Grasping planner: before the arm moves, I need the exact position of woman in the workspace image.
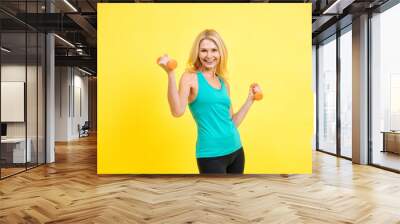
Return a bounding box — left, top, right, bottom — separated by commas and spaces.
158, 29, 261, 174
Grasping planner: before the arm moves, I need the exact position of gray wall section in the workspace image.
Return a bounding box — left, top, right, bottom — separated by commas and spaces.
312, 45, 317, 151
352, 14, 369, 164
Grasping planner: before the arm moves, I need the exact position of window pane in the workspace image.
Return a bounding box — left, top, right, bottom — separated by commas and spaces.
340, 29, 352, 158
371, 3, 400, 171
318, 36, 337, 154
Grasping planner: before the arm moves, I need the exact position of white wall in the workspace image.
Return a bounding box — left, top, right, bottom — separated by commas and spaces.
55, 66, 70, 141
72, 72, 89, 138
55, 67, 89, 141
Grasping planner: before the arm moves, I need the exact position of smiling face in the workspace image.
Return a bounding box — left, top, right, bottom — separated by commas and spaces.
198, 38, 220, 71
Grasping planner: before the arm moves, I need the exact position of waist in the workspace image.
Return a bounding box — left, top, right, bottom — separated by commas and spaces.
196, 131, 242, 158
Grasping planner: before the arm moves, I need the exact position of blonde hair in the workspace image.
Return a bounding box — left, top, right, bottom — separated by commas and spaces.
186, 29, 228, 79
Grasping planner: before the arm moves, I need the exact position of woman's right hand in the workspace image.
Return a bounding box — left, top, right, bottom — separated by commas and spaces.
157, 54, 177, 74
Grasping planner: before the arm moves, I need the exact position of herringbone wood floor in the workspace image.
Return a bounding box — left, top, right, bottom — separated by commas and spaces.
1, 134, 400, 224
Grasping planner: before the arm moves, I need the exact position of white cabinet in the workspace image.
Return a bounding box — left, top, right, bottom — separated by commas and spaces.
1, 138, 32, 163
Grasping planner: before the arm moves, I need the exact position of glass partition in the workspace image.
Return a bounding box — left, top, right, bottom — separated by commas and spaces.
0, 1, 46, 179
1, 31, 28, 177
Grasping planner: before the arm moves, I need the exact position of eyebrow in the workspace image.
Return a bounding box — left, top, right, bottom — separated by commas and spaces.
200, 47, 218, 50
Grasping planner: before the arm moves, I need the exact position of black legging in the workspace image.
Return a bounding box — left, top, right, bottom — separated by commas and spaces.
196, 147, 244, 174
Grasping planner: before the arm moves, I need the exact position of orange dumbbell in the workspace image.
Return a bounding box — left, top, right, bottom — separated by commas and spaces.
252, 85, 263, 101
157, 56, 177, 71
254, 92, 263, 101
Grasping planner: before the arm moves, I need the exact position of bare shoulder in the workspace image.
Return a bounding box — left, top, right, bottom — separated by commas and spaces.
180, 72, 197, 86
181, 71, 197, 81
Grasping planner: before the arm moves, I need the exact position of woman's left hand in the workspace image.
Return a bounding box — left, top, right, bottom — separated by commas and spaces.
247, 83, 261, 102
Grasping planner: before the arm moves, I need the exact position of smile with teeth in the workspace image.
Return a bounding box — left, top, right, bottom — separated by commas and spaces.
204, 59, 216, 64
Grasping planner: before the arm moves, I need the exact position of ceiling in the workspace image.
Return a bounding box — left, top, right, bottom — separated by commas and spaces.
0, 0, 393, 75
0, 0, 97, 74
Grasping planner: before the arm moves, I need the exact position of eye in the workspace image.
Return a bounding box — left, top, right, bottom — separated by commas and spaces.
212, 49, 218, 52
200, 49, 207, 53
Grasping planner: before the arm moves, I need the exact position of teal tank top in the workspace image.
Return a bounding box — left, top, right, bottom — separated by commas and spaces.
189, 71, 242, 158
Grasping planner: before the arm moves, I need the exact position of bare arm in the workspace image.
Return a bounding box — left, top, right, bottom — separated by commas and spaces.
166, 71, 193, 117
231, 98, 254, 128
226, 81, 257, 127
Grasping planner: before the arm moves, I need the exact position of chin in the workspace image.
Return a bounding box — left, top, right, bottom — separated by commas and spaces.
200, 61, 217, 70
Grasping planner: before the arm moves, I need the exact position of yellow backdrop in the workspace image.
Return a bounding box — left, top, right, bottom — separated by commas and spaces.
98, 3, 312, 174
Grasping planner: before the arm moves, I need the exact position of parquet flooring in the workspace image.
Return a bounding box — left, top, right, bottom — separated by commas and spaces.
1, 167, 25, 178
1, 134, 400, 223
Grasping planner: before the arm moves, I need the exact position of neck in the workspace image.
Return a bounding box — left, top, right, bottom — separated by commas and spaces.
200, 67, 217, 78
